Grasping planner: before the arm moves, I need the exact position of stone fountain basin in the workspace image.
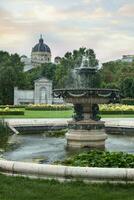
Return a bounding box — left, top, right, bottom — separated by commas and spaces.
53, 88, 119, 104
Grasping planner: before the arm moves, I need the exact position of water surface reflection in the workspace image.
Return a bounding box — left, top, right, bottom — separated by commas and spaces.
1, 134, 134, 163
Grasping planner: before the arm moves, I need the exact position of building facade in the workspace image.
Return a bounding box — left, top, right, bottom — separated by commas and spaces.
14, 77, 52, 105
122, 55, 134, 62
31, 35, 51, 67
14, 77, 63, 105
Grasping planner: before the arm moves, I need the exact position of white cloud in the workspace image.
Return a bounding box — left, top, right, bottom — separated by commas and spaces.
118, 3, 134, 16
82, 0, 91, 4
0, 0, 134, 62
89, 7, 111, 19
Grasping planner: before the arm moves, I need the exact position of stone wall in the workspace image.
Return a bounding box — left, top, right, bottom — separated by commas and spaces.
14, 77, 63, 105
14, 87, 34, 105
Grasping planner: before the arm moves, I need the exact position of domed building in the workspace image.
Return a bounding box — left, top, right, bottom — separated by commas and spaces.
31, 35, 51, 67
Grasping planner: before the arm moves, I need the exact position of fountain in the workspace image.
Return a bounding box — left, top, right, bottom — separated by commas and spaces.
53, 52, 120, 149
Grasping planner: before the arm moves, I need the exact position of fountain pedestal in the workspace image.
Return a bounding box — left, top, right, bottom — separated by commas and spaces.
66, 120, 107, 149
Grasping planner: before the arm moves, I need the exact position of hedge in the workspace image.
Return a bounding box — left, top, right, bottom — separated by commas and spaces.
0, 111, 24, 115
121, 99, 134, 105
0, 105, 26, 109
26, 105, 72, 111
100, 111, 134, 114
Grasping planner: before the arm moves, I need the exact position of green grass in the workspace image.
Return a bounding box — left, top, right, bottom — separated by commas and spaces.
0, 174, 134, 200
0, 110, 73, 118
0, 109, 134, 118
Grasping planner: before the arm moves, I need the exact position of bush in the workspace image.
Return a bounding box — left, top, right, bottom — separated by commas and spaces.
121, 99, 134, 105
0, 111, 24, 115
0, 107, 24, 115
59, 150, 134, 168
26, 104, 72, 111
0, 118, 9, 136
0, 105, 26, 109
0, 118, 11, 150
100, 111, 134, 114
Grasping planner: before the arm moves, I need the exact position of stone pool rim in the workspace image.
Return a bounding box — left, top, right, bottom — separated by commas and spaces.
0, 159, 134, 183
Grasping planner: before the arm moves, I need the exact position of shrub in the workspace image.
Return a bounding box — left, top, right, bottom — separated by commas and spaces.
0, 118, 9, 136
59, 150, 134, 168
25, 104, 72, 111
100, 111, 134, 114
0, 105, 26, 109
0, 107, 24, 115
121, 99, 134, 105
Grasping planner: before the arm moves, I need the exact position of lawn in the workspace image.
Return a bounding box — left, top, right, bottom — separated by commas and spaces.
0, 109, 134, 118
0, 174, 134, 200
0, 110, 73, 118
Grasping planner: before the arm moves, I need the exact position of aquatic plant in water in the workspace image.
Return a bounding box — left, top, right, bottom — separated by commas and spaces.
0, 118, 10, 150
59, 150, 134, 168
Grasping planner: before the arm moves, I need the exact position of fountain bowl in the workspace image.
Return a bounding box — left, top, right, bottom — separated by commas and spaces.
53, 88, 120, 105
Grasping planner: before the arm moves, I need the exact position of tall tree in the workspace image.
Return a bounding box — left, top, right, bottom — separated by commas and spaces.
0, 51, 25, 104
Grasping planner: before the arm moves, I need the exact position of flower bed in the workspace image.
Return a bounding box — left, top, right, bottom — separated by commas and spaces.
25, 104, 72, 111
0, 107, 24, 115
0, 105, 26, 109
59, 150, 134, 168
99, 104, 134, 114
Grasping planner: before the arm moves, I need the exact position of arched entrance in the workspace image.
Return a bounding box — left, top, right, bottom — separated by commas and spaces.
39, 87, 47, 104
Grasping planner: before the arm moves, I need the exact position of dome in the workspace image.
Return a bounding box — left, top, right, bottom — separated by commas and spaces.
32, 35, 51, 53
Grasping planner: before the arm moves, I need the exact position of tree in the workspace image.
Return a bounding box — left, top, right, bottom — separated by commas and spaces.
120, 77, 134, 98
0, 51, 25, 104
41, 63, 56, 85
100, 60, 134, 97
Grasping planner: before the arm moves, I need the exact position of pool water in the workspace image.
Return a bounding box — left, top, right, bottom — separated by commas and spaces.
2, 134, 134, 163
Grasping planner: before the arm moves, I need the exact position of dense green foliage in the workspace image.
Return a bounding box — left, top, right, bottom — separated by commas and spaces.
0, 174, 134, 200
100, 60, 134, 98
0, 51, 26, 104
26, 104, 72, 111
0, 118, 10, 149
0, 118, 9, 136
121, 98, 134, 105
0, 110, 24, 115
60, 151, 134, 168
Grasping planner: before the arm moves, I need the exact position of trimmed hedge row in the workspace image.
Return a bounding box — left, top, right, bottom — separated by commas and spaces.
0, 111, 24, 115
25, 106, 72, 111
100, 111, 134, 114
0, 105, 25, 109
121, 99, 134, 105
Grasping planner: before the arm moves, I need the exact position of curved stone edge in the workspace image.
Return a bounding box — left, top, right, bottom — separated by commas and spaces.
0, 160, 134, 183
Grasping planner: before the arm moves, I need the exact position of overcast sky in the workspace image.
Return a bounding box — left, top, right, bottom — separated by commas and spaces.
0, 0, 134, 62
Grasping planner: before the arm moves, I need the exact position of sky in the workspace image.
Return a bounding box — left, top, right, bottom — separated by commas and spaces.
0, 0, 134, 62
